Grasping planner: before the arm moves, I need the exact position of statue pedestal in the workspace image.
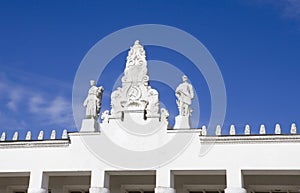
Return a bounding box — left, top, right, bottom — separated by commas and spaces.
81, 119, 99, 132
123, 110, 145, 122
174, 115, 191, 129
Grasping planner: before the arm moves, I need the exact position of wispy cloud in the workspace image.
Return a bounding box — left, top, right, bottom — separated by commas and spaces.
28, 95, 74, 126
0, 68, 75, 129
6, 88, 23, 111
250, 0, 300, 20
280, 0, 300, 19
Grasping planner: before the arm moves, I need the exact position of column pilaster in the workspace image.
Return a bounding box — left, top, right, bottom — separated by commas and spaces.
225, 169, 246, 193
155, 187, 176, 193
27, 188, 48, 193
89, 187, 110, 193
28, 170, 48, 193
89, 169, 110, 193
224, 187, 247, 193
155, 168, 176, 193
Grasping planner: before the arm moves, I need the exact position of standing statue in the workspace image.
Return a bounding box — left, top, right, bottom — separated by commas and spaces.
83, 80, 104, 119
175, 75, 194, 116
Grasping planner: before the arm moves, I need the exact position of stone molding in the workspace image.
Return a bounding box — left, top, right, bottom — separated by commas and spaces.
0, 139, 69, 149
199, 134, 300, 144
167, 129, 201, 134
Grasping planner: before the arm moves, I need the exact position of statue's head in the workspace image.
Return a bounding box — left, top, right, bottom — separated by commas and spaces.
90, 80, 96, 86
182, 75, 188, 82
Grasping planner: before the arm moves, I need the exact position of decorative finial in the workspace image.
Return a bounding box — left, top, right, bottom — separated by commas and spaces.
229, 125, 236, 135
134, 40, 140, 45
126, 40, 147, 67
25, 131, 31, 140
259, 124, 266, 134
244, 124, 250, 135
62, 129, 68, 139
275, 123, 281, 134
105, 40, 163, 124
201, 125, 207, 136
50, 130, 56, 140
38, 130, 44, 140
291, 123, 297, 134
215, 125, 222, 136
1, 132, 6, 141
12, 132, 18, 141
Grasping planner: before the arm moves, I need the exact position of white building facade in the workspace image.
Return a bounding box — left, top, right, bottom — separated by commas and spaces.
0, 41, 299, 193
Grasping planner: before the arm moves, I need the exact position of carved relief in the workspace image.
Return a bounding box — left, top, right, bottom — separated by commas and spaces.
108, 40, 162, 118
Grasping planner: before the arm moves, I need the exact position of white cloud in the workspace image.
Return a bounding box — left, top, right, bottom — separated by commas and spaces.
277, 0, 300, 19
28, 95, 74, 126
48, 97, 69, 115
29, 95, 46, 113
6, 88, 23, 111
0, 82, 5, 92
0, 70, 75, 129
252, 0, 300, 19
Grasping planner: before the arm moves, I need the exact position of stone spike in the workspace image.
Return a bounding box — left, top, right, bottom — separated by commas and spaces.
0, 132, 6, 141
50, 130, 56, 140
201, 125, 207, 136
291, 123, 297, 134
244, 124, 250, 135
25, 131, 32, 140
62, 129, 68, 139
229, 125, 236, 135
12, 132, 18, 141
215, 125, 221, 136
275, 123, 281, 134
38, 130, 44, 140
259, 124, 266, 134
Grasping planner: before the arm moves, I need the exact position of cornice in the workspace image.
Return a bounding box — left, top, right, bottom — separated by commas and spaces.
199, 135, 300, 144
0, 139, 70, 149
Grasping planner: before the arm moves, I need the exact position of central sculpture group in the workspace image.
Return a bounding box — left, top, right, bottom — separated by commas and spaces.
82, 40, 194, 130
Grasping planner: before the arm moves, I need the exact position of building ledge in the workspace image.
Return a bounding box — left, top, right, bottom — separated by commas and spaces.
68, 131, 101, 136
167, 129, 201, 134
0, 139, 70, 149
199, 134, 300, 144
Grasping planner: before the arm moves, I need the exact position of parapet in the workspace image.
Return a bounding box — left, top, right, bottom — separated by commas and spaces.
0, 129, 69, 148
200, 123, 297, 136
0, 123, 298, 148
199, 123, 300, 144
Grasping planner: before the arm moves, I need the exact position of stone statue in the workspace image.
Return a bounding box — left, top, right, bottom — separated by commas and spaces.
175, 75, 194, 116
160, 108, 169, 123
83, 80, 104, 119
101, 110, 110, 124
146, 88, 160, 117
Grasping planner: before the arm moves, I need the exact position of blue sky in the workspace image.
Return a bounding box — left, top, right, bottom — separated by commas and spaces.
0, 0, 300, 139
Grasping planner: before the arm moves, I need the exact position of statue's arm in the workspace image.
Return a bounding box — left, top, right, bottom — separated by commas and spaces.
83, 98, 87, 107
189, 85, 195, 99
